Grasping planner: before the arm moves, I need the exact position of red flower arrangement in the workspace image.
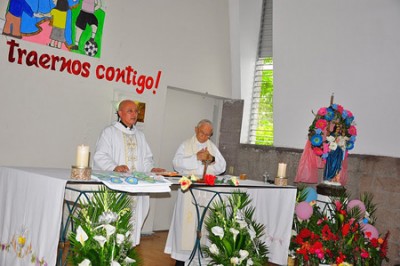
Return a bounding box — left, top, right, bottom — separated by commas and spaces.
204, 174, 216, 186
290, 187, 389, 266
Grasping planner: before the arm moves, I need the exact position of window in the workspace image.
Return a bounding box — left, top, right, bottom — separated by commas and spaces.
248, 0, 273, 145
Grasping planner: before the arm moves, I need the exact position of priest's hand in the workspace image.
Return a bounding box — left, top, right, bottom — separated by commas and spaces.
197, 148, 211, 161
114, 165, 129, 172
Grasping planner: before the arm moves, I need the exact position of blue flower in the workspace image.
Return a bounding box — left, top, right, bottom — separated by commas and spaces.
310, 134, 323, 146
347, 141, 355, 150
332, 104, 338, 110
322, 153, 329, 159
325, 108, 335, 121
345, 116, 354, 126
350, 136, 356, 142
342, 110, 348, 119
315, 128, 322, 134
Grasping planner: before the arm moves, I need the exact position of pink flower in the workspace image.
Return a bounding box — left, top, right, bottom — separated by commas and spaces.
179, 176, 192, 191
336, 104, 344, 114
315, 119, 328, 130
317, 108, 327, 116
346, 110, 353, 118
334, 200, 342, 210
313, 147, 323, 156
323, 143, 329, 153
361, 249, 369, 258
348, 126, 357, 136
230, 176, 239, 186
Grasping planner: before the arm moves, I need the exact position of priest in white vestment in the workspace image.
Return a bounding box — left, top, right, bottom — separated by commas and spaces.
168, 119, 226, 266
172, 119, 226, 176
93, 99, 164, 246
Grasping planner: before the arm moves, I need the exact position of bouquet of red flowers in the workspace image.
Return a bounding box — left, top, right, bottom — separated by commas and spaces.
290, 188, 389, 266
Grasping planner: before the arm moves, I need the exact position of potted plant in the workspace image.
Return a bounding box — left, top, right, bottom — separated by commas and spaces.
202, 191, 269, 266
290, 187, 389, 266
67, 187, 140, 266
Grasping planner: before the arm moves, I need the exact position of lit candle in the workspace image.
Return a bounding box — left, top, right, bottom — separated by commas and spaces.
76, 145, 90, 167
277, 163, 287, 177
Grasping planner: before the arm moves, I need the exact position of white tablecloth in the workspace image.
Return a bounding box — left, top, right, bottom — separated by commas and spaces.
0, 166, 172, 266
0, 167, 69, 266
164, 180, 297, 265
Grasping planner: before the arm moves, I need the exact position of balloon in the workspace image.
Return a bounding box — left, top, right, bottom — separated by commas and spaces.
303, 187, 318, 203
295, 201, 313, 220
347, 199, 366, 216
361, 223, 379, 240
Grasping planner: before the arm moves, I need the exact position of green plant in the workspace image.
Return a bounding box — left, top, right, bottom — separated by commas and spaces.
68, 187, 140, 266
202, 191, 268, 265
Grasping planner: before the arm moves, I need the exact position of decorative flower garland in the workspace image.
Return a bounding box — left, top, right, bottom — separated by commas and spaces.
179, 174, 239, 191
308, 104, 357, 160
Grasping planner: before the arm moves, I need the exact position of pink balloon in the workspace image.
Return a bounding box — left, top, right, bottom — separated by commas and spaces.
347, 199, 366, 216
295, 201, 313, 220
361, 223, 379, 240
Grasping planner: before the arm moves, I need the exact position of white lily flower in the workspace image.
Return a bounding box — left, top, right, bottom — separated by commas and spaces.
211, 226, 224, 239
94, 235, 107, 248
230, 257, 240, 265
78, 258, 91, 266
111, 261, 121, 266
237, 219, 247, 229
103, 224, 116, 238
230, 228, 239, 242
326, 136, 335, 143
209, 243, 219, 255
116, 233, 125, 245
337, 136, 349, 150
76, 226, 88, 246
329, 141, 338, 151
248, 226, 256, 240
246, 258, 254, 266
124, 257, 136, 263
239, 249, 249, 259
98, 211, 118, 224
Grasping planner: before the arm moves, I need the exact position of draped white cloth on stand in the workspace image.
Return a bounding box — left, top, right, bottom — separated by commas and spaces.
0, 167, 68, 266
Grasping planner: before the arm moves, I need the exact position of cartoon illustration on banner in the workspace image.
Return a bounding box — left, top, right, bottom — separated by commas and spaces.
0, 0, 105, 58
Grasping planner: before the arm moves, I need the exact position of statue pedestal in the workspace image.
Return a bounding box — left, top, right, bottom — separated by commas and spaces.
316, 183, 346, 218
316, 183, 346, 197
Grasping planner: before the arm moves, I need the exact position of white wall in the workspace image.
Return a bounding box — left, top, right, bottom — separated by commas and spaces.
234, 0, 263, 143
273, 0, 400, 158
234, 0, 400, 158
0, 0, 232, 169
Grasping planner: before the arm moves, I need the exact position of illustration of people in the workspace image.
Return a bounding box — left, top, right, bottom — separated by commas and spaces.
2, 0, 38, 39
39, 0, 71, 49
71, 0, 102, 51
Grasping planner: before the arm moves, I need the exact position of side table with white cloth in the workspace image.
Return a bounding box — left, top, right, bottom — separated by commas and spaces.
0, 166, 172, 266
164, 179, 297, 266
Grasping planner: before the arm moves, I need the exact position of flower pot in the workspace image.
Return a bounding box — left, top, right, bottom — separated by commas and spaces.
287, 256, 296, 266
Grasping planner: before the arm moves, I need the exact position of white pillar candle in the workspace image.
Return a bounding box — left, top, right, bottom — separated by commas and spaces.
76, 145, 90, 167
277, 163, 287, 177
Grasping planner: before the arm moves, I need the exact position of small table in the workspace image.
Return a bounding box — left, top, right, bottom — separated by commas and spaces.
164, 179, 297, 265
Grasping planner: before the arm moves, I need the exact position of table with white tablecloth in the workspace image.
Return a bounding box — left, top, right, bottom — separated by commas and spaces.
0, 166, 171, 266
164, 179, 297, 266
